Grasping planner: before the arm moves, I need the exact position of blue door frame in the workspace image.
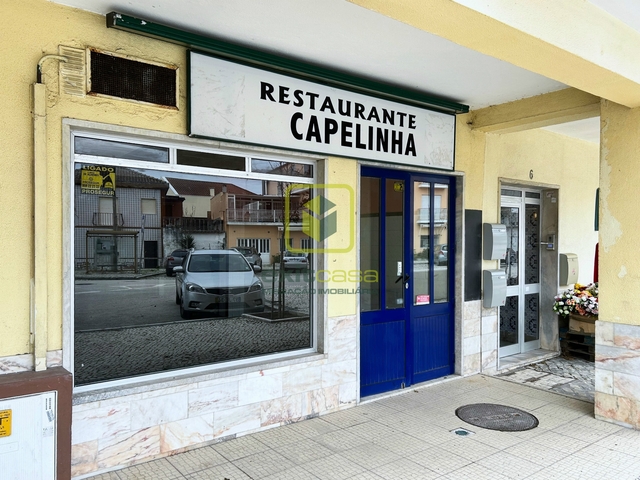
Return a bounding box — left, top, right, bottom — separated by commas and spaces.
360, 166, 455, 397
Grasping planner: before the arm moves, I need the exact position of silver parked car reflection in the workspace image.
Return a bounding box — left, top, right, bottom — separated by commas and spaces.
232, 246, 263, 268
174, 250, 264, 319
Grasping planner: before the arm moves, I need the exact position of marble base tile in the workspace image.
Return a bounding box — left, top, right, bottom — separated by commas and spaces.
0, 353, 32, 374
71, 440, 98, 477
463, 316, 481, 338
0, 350, 63, 374
482, 348, 498, 373
97, 426, 161, 469
261, 394, 305, 426
160, 415, 215, 453
328, 327, 357, 361
72, 403, 131, 445
131, 392, 189, 430
238, 374, 283, 405
614, 323, 640, 349
339, 381, 358, 405
46, 349, 63, 367
482, 315, 498, 335
463, 300, 482, 321
595, 321, 640, 429
463, 336, 480, 355
188, 381, 238, 416
304, 385, 340, 416
214, 404, 262, 438
283, 366, 322, 394
321, 360, 357, 388
463, 353, 481, 375
596, 321, 614, 347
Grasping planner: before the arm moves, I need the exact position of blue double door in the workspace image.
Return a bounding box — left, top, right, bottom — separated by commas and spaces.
360, 166, 455, 397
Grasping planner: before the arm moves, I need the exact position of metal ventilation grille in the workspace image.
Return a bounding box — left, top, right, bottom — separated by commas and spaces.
89, 51, 177, 107
59, 46, 86, 97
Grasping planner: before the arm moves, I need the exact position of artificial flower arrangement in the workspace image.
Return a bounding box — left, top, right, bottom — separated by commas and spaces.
553, 282, 599, 317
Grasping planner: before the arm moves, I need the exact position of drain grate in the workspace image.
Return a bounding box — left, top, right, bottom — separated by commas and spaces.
455, 403, 539, 432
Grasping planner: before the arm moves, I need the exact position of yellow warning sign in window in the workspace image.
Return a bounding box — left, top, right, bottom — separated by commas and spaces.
0, 409, 11, 437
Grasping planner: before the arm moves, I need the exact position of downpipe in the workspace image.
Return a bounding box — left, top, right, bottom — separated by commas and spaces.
32, 55, 67, 371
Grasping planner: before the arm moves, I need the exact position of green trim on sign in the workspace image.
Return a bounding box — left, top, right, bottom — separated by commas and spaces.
106, 12, 469, 114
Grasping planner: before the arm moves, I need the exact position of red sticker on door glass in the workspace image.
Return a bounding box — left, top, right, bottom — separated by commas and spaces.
416, 295, 429, 305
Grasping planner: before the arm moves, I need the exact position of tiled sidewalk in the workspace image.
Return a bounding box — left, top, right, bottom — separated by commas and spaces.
84, 375, 640, 480
497, 356, 595, 403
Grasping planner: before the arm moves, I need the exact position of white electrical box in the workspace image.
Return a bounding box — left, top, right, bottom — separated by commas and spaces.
560, 253, 579, 286
483, 223, 508, 260
483, 269, 507, 308
0, 391, 56, 480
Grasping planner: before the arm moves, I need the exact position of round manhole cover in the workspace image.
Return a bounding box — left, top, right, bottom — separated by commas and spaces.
455, 403, 538, 432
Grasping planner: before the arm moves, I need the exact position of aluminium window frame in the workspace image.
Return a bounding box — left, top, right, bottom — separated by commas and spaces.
64, 119, 322, 394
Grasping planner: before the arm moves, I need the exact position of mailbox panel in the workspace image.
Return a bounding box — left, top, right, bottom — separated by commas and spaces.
483, 223, 508, 260
483, 269, 507, 308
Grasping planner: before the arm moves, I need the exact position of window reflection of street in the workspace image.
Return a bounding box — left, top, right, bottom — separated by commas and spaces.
73, 151, 315, 386
74, 267, 311, 386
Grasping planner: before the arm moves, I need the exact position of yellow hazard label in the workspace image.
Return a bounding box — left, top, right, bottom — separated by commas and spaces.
0, 409, 11, 437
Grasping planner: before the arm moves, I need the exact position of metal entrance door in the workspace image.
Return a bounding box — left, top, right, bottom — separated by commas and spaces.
360, 167, 455, 397
499, 188, 541, 357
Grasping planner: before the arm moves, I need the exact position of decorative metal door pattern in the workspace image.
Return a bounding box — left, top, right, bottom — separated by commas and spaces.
499, 188, 541, 357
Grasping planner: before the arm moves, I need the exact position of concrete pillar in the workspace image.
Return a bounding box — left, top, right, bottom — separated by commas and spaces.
595, 99, 640, 429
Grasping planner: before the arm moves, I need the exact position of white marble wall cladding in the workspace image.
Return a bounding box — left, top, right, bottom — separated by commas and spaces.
0, 353, 32, 374
481, 347, 498, 374
339, 381, 358, 405
71, 314, 358, 477
47, 349, 63, 367
462, 353, 481, 375
482, 314, 498, 335
160, 415, 215, 453
481, 309, 499, 374
188, 381, 239, 416
461, 300, 483, 376
130, 392, 189, 430
96, 426, 161, 470
70, 440, 98, 477
321, 359, 357, 388
463, 300, 482, 322
0, 350, 64, 374
72, 403, 131, 445
463, 336, 481, 356
595, 321, 640, 429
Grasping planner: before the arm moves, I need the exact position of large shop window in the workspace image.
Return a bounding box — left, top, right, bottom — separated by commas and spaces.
73, 135, 315, 386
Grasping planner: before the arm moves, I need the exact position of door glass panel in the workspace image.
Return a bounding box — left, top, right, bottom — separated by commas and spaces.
525, 204, 540, 284
525, 293, 539, 342
413, 182, 431, 305
360, 177, 380, 312
433, 183, 449, 303
501, 206, 519, 286
500, 295, 519, 348
385, 179, 404, 309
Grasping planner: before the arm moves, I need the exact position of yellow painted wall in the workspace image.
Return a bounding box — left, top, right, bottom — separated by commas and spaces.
599, 100, 640, 325
482, 129, 599, 285
3, 0, 188, 356
455, 114, 486, 211
326, 158, 358, 318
